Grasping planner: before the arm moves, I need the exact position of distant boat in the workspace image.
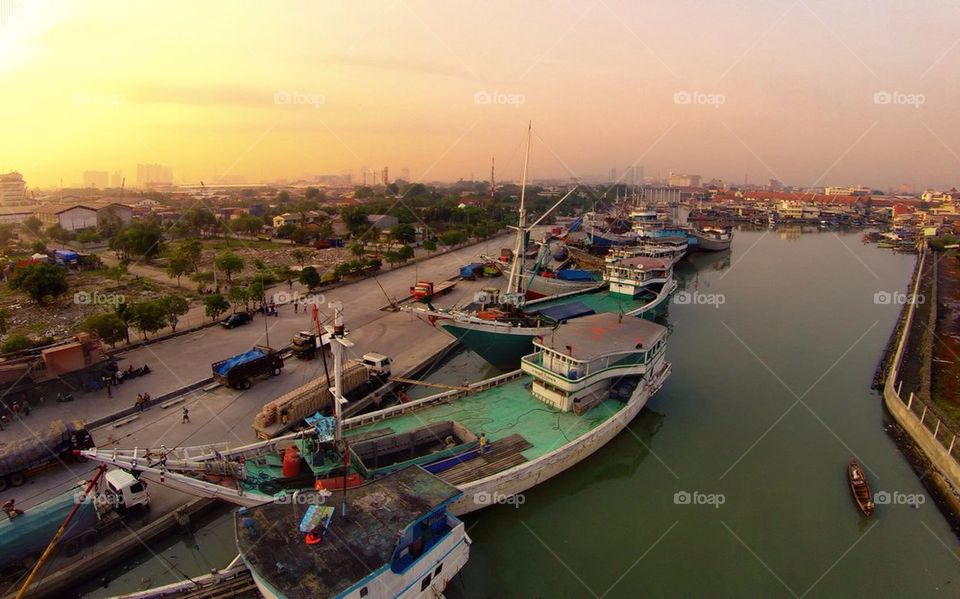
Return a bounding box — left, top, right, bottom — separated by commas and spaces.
692, 226, 733, 251
847, 458, 875, 517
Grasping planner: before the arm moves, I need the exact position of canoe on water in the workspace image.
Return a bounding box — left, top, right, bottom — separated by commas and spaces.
848, 458, 875, 517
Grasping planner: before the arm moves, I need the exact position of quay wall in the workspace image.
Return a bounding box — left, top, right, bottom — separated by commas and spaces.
883, 245, 960, 492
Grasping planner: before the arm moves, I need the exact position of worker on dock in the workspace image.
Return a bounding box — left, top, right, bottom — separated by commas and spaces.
3, 499, 24, 520
479, 433, 488, 454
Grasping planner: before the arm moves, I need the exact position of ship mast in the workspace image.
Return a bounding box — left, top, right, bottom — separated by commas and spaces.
506, 122, 532, 300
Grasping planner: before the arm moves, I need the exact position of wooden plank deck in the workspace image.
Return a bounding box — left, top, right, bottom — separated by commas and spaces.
438, 433, 532, 485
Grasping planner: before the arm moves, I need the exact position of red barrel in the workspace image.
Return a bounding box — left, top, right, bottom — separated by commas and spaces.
282, 445, 301, 478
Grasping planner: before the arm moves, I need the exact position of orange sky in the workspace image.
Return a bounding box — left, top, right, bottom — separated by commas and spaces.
2, 0, 959, 189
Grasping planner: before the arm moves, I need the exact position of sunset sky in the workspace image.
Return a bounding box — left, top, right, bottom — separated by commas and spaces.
2, 0, 959, 189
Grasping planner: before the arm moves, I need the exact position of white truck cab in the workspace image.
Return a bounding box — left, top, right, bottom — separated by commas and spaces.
103, 469, 150, 511
361, 353, 391, 377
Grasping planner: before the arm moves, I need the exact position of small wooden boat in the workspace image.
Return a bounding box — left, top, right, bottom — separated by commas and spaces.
848, 458, 875, 517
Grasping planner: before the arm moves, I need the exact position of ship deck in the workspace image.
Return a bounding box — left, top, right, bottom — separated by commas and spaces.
348, 377, 625, 467
236, 467, 460, 598
532, 288, 664, 315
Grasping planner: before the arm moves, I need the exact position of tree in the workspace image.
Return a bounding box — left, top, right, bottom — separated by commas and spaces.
334, 263, 352, 278
31, 240, 47, 254
315, 219, 334, 239
276, 190, 291, 203
158, 295, 189, 332
304, 187, 322, 201
0, 224, 14, 247
248, 280, 265, 307
299, 266, 320, 289
114, 304, 133, 343
203, 294, 230, 320
349, 242, 365, 259
215, 250, 244, 282
129, 300, 167, 339
228, 286, 248, 312
9, 263, 68, 305
291, 249, 310, 267
22, 216, 44, 237
110, 222, 164, 259
1, 334, 33, 353
165, 254, 192, 287
439, 230, 466, 246
384, 250, 401, 269
106, 262, 128, 286
191, 270, 214, 291
80, 312, 128, 347
390, 223, 416, 244
235, 214, 264, 236
46, 224, 72, 242
423, 239, 437, 254
341, 206, 368, 235
397, 244, 414, 263
184, 205, 217, 236
176, 239, 203, 272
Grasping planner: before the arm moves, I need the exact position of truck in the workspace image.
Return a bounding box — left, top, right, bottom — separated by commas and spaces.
290, 330, 331, 360
0, 419, 94, 492
252, 353, 392, 440
0, 468, 149, 573
410, 280, 457, 302
211, 346, 284, 390
0, 333, 109, 389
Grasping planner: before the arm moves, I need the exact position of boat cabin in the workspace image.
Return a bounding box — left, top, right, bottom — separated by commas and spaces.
521, 313, 668, 414
603, 256, 673, 297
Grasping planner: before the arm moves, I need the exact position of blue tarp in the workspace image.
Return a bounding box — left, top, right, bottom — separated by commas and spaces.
54, 250, 79, 262
531, 301, 595, 322
460, 263, 484, 278
213, 347, 267, 376
556, 269, 596, 282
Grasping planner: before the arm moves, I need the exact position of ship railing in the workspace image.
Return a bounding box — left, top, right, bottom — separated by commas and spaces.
343, 369, 525, 429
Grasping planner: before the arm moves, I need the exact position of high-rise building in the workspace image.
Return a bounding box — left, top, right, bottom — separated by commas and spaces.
83, 170, 109, 188
360, 166, 370, 186
625, 166, 644, 187
111, 170, 124, 188
136, 163, 174, 188
668, 173, 702, 187
0, 172, 27, 206
609, 167, 617, 182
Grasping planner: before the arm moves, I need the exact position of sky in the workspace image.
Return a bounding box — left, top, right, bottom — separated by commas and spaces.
1, 0, 960, 190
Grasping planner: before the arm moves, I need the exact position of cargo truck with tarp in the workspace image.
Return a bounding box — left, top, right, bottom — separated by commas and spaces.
0, 419, 94, 491
211, 346, 284, 390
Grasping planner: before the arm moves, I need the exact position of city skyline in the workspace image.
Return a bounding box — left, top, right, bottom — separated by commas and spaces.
2, 1, 959, 190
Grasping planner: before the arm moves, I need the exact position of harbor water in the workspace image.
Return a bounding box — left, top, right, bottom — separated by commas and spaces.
83, 229, 960, 597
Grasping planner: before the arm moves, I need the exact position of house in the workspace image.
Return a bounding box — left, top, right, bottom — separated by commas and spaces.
272, 212, 302, 228
0, 206, 35, 224
35, 204, 99, 231
367, 214, 398, 230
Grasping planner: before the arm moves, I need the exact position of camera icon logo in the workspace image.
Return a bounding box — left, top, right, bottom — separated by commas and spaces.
873, 291, 891, 305
674, 291, 692, 305
473, 91, 492, 105
673, 90, 692, 105
873, 91, 892, 105
74, 291, 90, 305
874, 491, 891, 505
273, 91, 292, 105
673, 491, 691, 505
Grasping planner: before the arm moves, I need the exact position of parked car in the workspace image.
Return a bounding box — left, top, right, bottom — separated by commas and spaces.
221, 312, 253, 329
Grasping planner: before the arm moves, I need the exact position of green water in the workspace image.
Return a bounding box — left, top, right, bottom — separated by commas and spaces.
447, 229, 959, 598
80, 230, 960, 597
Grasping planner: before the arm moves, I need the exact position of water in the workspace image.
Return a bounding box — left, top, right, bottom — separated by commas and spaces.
83, 229, 960, 597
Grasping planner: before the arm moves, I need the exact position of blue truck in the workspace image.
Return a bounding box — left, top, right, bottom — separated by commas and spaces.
0, 469, 149, 573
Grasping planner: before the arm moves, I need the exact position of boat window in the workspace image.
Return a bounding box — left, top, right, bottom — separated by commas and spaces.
360, 587, 368, 598
435, 563, 443, 576
421, 574, 432, 591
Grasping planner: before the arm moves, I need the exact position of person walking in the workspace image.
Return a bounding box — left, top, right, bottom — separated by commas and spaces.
135, 394, 145, 412
294, 301, 299, 314
181, 407, 190, 423
106, 382, 112, 398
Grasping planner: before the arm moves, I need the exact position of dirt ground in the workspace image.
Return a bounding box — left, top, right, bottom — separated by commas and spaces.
933, 250, 960, 425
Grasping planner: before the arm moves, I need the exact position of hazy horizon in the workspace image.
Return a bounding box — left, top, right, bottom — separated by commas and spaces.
2, 0, 959, 190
